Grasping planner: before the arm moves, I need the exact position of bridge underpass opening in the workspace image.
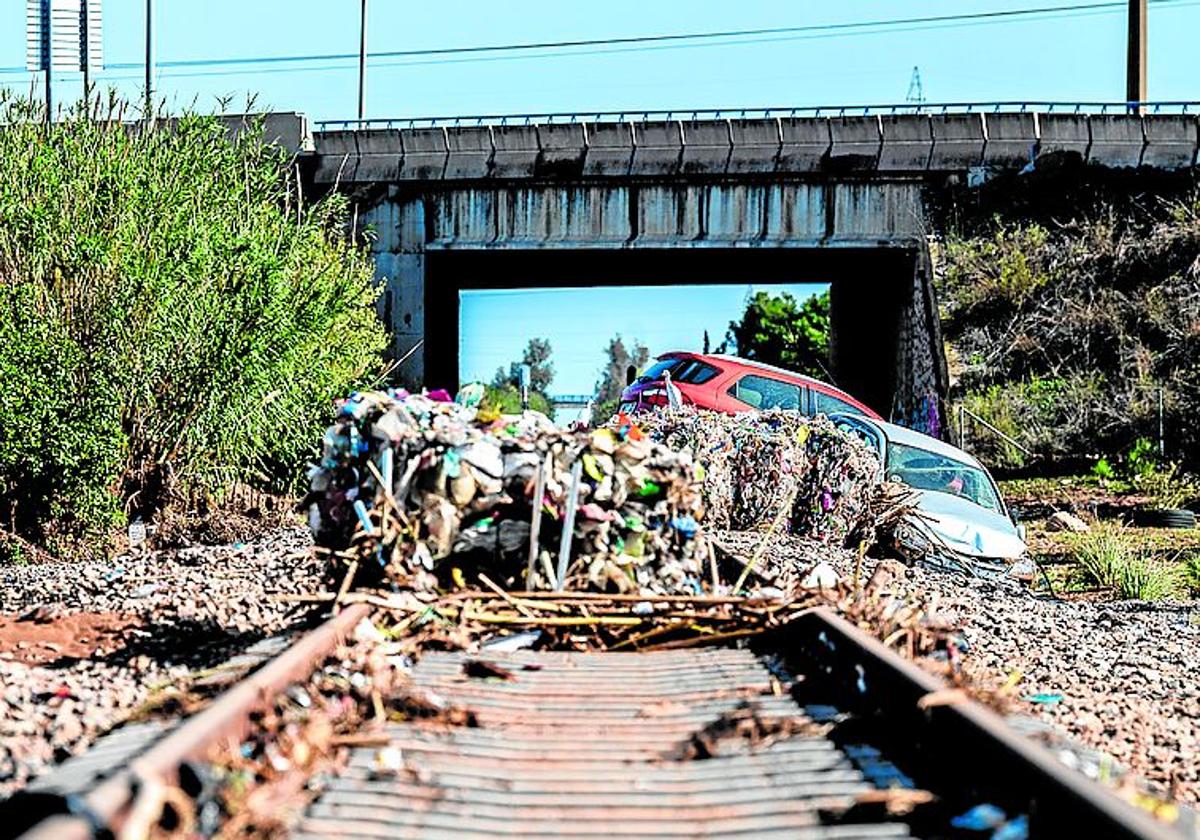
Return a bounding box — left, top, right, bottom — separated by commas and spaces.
423, 247, 926, 423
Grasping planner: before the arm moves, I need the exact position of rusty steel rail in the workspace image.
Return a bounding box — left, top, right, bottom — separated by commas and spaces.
765, 608, 1182, 840
13, 603, 370, 840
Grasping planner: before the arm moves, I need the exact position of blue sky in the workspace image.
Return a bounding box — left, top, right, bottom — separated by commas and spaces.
3, 1, 1196, 120
3, 1, 1196, 395
460, 284, 828, 394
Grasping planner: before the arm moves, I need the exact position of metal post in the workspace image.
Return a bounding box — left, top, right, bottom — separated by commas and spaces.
555, 460, 584, 591
145, 0, 155, 119
526, 453, 550, 587
357, 0, 368, 122
1157, 387, 1165, 458
1126, 0, 1147, 111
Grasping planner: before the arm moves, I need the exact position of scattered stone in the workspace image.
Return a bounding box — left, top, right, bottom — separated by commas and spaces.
1048, 511, 1091, 533
801, 562, 842, 590
868, 558, 909, 593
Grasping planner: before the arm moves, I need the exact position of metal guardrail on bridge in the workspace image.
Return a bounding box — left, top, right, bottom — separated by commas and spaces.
549, 394, 596, 406
317, 100, 1200, 130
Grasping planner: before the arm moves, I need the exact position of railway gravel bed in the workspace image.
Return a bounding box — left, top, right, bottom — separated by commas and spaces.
0, 527, 322, 797
715, 529, 1200, 805
4, 524, 1196, 816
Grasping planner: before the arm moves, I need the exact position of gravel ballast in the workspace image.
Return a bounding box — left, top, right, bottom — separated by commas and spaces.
0, 527, 322, 797
716, 528, 1199, 804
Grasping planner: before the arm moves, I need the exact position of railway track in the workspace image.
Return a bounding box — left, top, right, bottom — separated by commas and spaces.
5, 602, 1182, 840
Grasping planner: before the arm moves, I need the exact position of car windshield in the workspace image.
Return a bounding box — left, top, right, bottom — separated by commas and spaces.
636, 358, 720, 385
636, 359, 683, 383
886, 441, 1003, 513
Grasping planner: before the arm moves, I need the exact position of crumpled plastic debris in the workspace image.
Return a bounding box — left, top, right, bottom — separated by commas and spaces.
800, 562, 842, 590
305, 390, 711, 595
634, 409, 909, 546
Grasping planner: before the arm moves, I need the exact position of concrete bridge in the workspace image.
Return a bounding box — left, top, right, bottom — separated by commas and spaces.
286, 104, 1199, 429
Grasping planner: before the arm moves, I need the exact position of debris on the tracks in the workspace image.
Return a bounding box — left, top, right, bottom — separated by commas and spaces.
462, 659, 515, 681
370, 745, 405, 778
851, 788, 937, 816
801, 561, 842, 590
668, 700, 823, 760
297, 390, 956, 658
635, 408, 913, 545
1023, 692, 1065, 706
199, 617, 478, 837
951, 802, 1009, 831
305, 391, 710, 595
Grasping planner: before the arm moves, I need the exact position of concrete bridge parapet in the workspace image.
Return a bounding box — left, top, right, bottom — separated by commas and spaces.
309, 111, 1199, 183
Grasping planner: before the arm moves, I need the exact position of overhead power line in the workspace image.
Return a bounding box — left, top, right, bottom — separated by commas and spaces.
123, 0, 1198, 69
0, 0, 1192, 80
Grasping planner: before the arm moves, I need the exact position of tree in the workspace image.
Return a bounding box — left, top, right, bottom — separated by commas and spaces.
482, 384, 554, 419
594, 334, 649, 420
724, 290, 831, 379
492, 337, 555, 393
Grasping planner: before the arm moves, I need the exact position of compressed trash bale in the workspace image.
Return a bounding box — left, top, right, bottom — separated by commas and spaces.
304, 391, 712, 596
633, 409, 899, 546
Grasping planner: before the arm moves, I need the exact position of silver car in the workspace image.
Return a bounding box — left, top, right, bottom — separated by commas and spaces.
832, 414, 1028, 577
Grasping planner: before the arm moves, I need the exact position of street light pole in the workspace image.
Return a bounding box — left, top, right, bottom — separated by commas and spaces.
1126, 0, 1147, 111
145, 0, 155, 119
81, 0, 90, 101
357, 0, 368, 122
42, 0, 52, 120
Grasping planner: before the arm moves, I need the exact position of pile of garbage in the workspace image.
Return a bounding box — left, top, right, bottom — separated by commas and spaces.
304, 391, 711, 595
635, 409, 904, 546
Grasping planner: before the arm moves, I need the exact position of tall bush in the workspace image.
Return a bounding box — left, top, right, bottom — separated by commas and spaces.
940, 193, 1200, 469
0, 95, 386, 558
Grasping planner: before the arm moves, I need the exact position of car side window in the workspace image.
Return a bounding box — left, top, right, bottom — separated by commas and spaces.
813, 389, 864, 417
728, 374, 801, 410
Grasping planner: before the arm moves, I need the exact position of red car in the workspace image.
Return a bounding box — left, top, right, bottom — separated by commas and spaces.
619, 352, 881, 419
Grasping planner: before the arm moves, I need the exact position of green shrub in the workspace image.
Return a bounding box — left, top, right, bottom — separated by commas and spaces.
0, 94, 386, 558
939, 188, 1200, 470
1125, 437, 1158, 479
482, 384, 554, 418
1071, 525, 1181, 601
942, 224, 1051, 312
958, 375, 1100, 469
1183, 554, 1200, 596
